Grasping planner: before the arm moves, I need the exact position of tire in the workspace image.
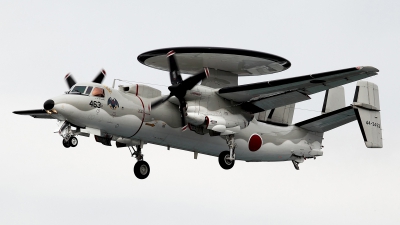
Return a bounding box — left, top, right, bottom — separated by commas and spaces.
69, 137, 78, 147
218, 151, 235, 170
62, 139, 70, 148
134, 161, 150, 179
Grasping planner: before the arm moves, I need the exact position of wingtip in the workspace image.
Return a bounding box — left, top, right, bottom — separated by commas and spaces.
359, 66, 379, 73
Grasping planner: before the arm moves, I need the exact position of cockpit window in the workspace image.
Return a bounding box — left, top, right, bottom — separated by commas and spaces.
92, 87, 105, 97
70, 86, 86, 94
85, 86, 93, 95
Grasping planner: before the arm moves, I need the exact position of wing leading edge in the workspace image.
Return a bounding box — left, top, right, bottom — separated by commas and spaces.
218, 66, 379, 112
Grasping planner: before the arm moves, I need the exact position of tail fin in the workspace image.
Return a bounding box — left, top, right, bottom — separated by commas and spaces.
322, 86, 345, 114
296, 81, 382, 148
353, 81, 382, 148
257, 104, 295, 126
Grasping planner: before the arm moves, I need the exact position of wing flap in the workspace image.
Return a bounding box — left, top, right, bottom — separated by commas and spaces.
242, 91, 310, 113
218, 66, 378, 103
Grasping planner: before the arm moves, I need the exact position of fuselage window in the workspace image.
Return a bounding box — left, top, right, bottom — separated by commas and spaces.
85, 86, 93, 95
92, 87, 105, 98
71, 86, 87, 94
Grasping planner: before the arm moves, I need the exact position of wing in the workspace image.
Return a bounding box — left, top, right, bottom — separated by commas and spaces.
13, 109, 54, 119
218, 66, 379, 113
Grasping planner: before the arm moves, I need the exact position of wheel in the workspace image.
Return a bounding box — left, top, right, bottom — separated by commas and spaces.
134, 161, 150, 179
69, 137, 78, 147
62, 139, 70, 148
218, 151, 235, 170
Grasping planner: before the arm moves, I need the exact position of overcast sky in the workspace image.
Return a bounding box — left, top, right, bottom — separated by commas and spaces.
1, 0, 399, 224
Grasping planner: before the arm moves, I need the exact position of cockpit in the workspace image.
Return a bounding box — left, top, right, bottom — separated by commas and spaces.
68, 85, 105, 97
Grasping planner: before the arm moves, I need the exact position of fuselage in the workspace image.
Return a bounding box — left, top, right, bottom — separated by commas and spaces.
49, 82, 324, 162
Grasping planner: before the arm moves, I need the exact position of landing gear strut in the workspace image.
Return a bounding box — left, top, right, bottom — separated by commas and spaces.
219, 134, 236, 170
59, 121, 78, 148
129, 145, 150, 179
292, 160, 300, 170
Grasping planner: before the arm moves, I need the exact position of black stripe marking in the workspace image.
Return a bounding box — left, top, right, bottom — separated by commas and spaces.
130, 95, 145, 137
353, 86, 360, 102
322, 89, 329, 113
354, 108, 367, 142
258, 120, 289, 127
268, 108, 275, 119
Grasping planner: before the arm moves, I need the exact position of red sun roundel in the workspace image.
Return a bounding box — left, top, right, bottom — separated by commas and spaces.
248, 134, 263, 152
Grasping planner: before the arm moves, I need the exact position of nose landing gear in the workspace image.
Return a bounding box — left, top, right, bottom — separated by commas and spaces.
69, 136, 78, 147
128, 145, 150, 179
59, 121, 78, 148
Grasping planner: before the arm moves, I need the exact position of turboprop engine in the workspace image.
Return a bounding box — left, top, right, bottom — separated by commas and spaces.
186, 105, 250, 136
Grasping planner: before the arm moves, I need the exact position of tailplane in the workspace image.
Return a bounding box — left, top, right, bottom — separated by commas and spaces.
296, 81, 382, 148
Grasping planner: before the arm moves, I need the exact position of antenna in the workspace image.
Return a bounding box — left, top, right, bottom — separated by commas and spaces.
112, 79, 122, 88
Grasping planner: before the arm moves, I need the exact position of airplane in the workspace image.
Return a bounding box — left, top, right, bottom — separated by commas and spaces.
13, 47, 383, 179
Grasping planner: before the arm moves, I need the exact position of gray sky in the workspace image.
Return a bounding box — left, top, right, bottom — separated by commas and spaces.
1, 0, 399, 224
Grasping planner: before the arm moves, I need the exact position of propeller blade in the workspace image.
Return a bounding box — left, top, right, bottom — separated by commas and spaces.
163, 52, 209, 129
150, 94, 172, 109
180, 68, 210, 90
178, 98, 188, 129
93, 69, 106, 84
65, 73, 76, 89
167, 50, 183, 85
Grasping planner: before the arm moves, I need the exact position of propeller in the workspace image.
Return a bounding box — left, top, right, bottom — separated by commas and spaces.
92, 69, 107, 84
151, 50, 209, 128
65, 73, 76, 89
64, 69, 107, 89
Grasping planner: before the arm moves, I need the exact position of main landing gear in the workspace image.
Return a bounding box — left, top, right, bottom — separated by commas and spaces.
218, 134, 236, 170
59, 121, 78, 148
128, 145, 150, 179
292, 160, 300, 170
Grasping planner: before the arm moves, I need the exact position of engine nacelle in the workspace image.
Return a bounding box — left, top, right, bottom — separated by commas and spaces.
206, 115, 227, 132
186, 113, 206, 126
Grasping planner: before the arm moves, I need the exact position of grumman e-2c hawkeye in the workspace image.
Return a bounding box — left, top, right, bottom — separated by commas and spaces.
13, 47, 383, 179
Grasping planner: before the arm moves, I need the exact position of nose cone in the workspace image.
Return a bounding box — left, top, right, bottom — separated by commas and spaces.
43, 99, 54, 110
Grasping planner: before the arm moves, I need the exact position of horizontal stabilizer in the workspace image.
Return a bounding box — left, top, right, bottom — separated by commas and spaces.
295, 106, 356, 132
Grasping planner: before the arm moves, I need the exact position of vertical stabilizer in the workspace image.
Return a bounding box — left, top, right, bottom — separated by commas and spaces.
322, 86, 345, 114
257, 104, 295, 126
353, 81, 382, 148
